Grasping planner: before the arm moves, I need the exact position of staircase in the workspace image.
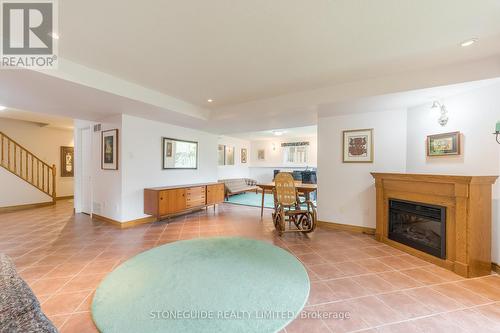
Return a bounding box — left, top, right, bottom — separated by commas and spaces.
0, 131, 56, 203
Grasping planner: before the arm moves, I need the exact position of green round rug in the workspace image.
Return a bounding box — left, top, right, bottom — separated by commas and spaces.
92, 237, 310, 333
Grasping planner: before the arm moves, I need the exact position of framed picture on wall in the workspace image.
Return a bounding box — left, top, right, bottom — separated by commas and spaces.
225, 146, 235, 165
241, 148, 247, 163
427, 131, 461, 156
162, 137, 198, 169
101, 129, 119, 170
342, 128, 373, 163
257, 149, 265, 161
60, 146, 74, 177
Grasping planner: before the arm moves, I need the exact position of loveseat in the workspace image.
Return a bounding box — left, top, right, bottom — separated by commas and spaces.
0, 254, 57, 333
218, 178, 258, 199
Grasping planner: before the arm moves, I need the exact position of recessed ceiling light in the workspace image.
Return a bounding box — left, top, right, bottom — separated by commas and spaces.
272, 130, 284, 136
0, 105, 6, 111
50, 32, 59, 40
460, 38, 477, 47
207, 99, 213, 103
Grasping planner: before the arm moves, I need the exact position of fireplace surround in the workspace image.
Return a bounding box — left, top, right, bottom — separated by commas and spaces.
371, 173, 498, 278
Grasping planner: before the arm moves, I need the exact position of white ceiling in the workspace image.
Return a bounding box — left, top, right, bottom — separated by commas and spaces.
59, 0, 500, 107
0, 108, 73, 130
0, 69, 209, 130
228, 125, 317, 141
318, 77, 500, 118
1, 1, 500, 133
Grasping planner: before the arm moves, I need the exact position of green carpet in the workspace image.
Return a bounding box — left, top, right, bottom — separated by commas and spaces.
226, 192, 275, 208
226, 192, 317, 210
92, 237, 310, 333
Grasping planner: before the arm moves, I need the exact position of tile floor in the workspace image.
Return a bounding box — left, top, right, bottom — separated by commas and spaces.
1, 200, 499, 333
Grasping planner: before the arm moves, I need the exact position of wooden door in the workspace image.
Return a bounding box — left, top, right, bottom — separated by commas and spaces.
206, 185, 216, 205
158, 190, 171, 216
215, 183, 225, 203
207, 184, 225, 204
174, 188, 187, 211
158, 189, 186, 215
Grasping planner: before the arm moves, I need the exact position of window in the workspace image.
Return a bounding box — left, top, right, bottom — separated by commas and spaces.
218, 145, 235, 165
284, 145, 308, 164
218, 145, 225, 166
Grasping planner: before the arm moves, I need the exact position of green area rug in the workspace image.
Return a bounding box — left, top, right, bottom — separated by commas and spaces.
226, 192, 316, 210
92, 237, 310, 333
226, 192, 275, 208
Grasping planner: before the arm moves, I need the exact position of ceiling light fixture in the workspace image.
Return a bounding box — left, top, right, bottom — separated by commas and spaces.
431, 101, 449, 126
50, 32, 59, 40
272, 130, 284, 136
207, 99, 213, 103
460, 38, 477, 47
0, 105, 6, 111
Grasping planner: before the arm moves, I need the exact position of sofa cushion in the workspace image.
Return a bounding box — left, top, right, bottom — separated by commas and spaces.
0, 254, 16, 277
1, 308, 57, 333
219, 179, 258, 194
0, 254, 57, 333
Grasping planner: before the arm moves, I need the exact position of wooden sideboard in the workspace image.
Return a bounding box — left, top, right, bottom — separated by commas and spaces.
144, 182, 225, 220
371, 173, 498, 278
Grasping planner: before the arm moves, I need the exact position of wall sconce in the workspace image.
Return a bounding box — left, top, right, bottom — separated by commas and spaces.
431, 101, 449, 126
494, 121, 500, 144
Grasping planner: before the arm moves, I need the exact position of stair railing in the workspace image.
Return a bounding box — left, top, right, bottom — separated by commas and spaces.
0, 131, 56, 202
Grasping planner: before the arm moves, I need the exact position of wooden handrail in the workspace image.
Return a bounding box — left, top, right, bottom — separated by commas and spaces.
0, 131, 56, 202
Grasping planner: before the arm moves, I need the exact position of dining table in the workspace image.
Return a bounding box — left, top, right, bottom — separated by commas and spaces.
256, 182, 318, 218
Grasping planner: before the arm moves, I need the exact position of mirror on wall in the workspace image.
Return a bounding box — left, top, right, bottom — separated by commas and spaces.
162, 137, 198, 169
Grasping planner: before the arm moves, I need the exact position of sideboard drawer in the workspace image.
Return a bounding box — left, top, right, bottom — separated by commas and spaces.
186, 198, 206, 208
186, 186, 205, 197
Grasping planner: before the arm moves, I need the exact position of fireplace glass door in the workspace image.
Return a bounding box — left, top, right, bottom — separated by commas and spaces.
388, 199, 446, 259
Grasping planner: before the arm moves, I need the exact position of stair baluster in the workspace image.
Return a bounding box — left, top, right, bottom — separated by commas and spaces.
0, 131, 56, 203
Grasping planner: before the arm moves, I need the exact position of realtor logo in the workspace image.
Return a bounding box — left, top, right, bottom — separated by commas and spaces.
1, 0, 58, 68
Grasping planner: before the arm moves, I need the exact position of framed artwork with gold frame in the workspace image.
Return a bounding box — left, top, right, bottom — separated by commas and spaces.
342, 128, 373, 163
241, 148, 247, 163
427, 131, 461, 156
60, 146, 74, 177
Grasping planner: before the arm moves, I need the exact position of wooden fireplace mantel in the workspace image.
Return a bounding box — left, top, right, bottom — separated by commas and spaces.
371, 173, 498, 278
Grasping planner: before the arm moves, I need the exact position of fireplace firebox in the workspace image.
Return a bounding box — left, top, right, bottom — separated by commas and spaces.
388, 199, 446, 259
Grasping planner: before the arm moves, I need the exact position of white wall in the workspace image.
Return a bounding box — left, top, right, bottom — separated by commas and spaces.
0, 118, 74, 207
317, 109, 407, 227
249, 136, 317, 182
406, 83, 500, 263
75, 114, 219, 222
90, 115, 123, 221
121, 115, 218, 221
317, 83, 500, 263
217, 136, 250, 180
